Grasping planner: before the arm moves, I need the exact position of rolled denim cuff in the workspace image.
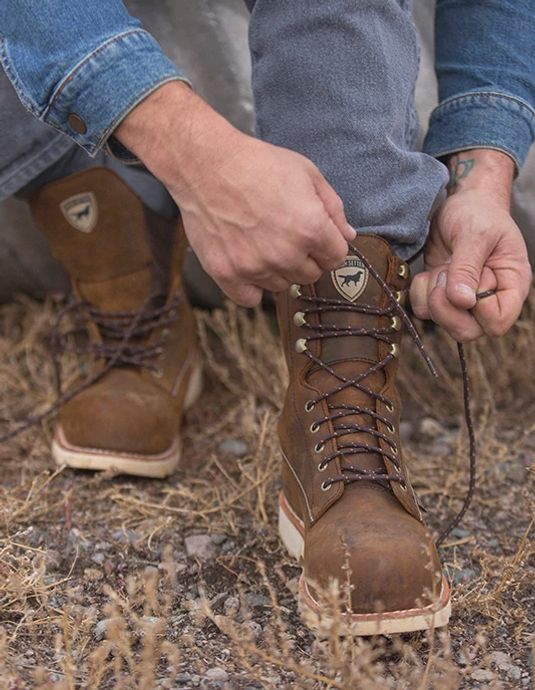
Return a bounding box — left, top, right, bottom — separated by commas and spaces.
41, 30, 189, 156
424, 91, 535, 171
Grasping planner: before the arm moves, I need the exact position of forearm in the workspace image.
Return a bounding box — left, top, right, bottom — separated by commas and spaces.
424, 0, 535, 170
0, 1, 187, 155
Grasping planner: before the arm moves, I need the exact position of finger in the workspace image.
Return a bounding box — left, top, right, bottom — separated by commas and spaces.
410, 271, 432, 320
218, 281, 263, 308
446, 233, 491, 310
254, 274, 291, 293
309, 218, 350, 271
428, 270, 484, 342
313, 176, 356, 243
283, 256, 324, 286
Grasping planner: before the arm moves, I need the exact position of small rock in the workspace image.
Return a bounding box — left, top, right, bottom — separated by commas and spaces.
210, 533, 227, 545
112, 529, 140, 544
451, 528, 470, 539
471, 669, 495, 682
507, 666, 522, 681
454, 568, 475, 584
419, 417, 444, 437
94, 618, 111, 641
223, 596, 240, 617
185, 534, 216, 560
218, 438, 248, 457
241, 620, 262, 640
489, 651, 513, 670
91, 552, 105, 565
175, 672, 192, 684
246, 593, 270, 608
204, 667, 229, 682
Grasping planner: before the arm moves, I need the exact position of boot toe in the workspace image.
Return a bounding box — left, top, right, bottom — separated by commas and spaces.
59, 370, 178, 456
305, 489, 443, 615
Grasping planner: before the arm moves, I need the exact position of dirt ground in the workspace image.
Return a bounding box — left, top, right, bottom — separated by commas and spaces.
0, 294, 533, 689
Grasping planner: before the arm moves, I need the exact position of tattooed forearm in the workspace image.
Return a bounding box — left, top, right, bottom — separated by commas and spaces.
448, 155, 475, 191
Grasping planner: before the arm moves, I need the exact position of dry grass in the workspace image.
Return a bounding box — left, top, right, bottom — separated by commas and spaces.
0, 295, 533, 689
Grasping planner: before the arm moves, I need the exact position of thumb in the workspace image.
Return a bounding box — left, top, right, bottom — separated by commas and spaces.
446, 234, 489, 309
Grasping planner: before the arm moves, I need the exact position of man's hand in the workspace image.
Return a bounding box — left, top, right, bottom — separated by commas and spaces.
115, 82, 355, 306
411, 149, 532, 342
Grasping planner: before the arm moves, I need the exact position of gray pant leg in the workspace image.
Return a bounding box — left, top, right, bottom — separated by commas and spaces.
247, 0, 448, 258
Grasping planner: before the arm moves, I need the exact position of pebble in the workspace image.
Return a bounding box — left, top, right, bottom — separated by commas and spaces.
223, 595, 240, 617
453, 568, 476, 584
204, 667, 229, 682
112, 528, 140, 544
94, 618, 111, 641
488, 651, 522, 680
210, 533, 227, 545
419, 417, 444, 437
241, 620, 262, 640
185, 534, 217, 560
91, 552, 105, 565
471, 669, 495, 682
218, 438, 248, 457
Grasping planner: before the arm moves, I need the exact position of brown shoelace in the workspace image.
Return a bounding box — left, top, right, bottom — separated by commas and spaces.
0, 293, 181, 445
293, 246, 484, 546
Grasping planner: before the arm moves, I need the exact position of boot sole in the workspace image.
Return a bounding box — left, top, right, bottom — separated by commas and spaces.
51, 358, 203, 478
278, 491, 451, 636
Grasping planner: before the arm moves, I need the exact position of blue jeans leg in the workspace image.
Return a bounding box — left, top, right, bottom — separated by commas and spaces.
247, 0, 449, 259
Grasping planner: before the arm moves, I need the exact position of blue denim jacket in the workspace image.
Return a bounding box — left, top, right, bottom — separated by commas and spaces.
1, 1, 534, 167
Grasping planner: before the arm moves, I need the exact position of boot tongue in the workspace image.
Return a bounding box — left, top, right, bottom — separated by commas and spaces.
312, 235, 389, 365
308, 235, 392, 474
30, 168, 157, 311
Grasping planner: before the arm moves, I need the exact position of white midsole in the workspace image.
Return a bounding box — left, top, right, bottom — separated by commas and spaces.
278, 494, 451, 636
52, 359, 203, 478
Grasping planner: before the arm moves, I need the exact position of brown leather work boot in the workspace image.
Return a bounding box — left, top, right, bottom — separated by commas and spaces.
30, 168, 202, 478
276, 234, 450, 635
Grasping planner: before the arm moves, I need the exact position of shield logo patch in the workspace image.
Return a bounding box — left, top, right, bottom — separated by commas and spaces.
331, 257, 369, 302
60, 193, 98, 233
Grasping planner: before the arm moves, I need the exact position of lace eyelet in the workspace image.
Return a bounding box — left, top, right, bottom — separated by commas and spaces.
314, 442, 325, 454
390, 316, 401, 331
386, 402, 394, 413
391, 443, 398, 455
399, 480, 408, 492
290, 284, 302, 298
305, 400, 315, 412
293, 311, 306, 327
389, 343, 399, 358
321, 480, 332, 491
318, 461, 328, 472
394, 290, 403, 303
398, 263, 409, 278
310, 422, 320, 433
387, 422, 395, 434
392, 460, 401, 472
295, 338, 308, 353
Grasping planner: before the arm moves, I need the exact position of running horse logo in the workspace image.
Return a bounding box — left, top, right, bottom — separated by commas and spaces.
60, 192, 98, 233
331, 258, 369, 302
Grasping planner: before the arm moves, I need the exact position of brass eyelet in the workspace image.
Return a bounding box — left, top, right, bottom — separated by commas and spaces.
390, 316, 401, 331
290, 284, 302, 298
318, 461, 328, 472
399, 480, 408, 492
310, 422, 320, 433
398, 263, 409, 278
394, 290, 403, 303
386, 401, 394, 413
387, 422, 395, 434
293, 311, 306, 327
391, 443, 398, 455
295, 338, 308, 353
314, 442, 325, 454
305, 400, 315, 412
392, 460, 401, 472
321, 480, 332, 492
389, 343, 399, 358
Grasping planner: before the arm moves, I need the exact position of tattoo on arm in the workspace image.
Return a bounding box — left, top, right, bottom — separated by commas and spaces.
448, 155, 475, 191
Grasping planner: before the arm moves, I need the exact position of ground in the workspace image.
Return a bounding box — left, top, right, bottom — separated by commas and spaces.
0, 295, 533, 689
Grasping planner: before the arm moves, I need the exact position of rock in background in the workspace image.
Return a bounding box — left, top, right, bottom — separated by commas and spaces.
1, 0, 533, 303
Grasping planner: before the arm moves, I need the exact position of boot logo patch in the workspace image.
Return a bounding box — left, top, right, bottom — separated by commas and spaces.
331, 257, 369, 302
60, 193, 98, 233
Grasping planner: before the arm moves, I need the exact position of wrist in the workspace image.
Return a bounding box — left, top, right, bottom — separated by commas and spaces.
114, 81, 238, 198
446, 149, 514, 206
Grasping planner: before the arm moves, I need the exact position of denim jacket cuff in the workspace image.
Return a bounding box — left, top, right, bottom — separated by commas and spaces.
423, 91, 535, 171
41, 30, 189, 156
